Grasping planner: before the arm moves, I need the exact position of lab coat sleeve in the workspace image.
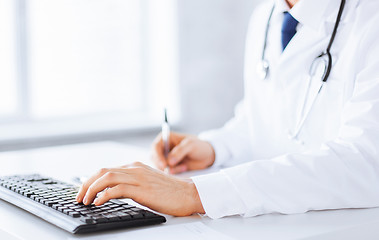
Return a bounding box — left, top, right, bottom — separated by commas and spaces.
198, 100, 253, 168
192, 18, 379, 219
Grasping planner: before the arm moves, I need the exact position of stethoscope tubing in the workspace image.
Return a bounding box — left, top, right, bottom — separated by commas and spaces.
258, 0, 346, 143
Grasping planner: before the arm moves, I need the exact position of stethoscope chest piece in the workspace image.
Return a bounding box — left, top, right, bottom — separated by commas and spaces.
257, 60, 269, 80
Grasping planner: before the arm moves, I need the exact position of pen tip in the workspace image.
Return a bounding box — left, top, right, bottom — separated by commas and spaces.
164, 108, 168, 122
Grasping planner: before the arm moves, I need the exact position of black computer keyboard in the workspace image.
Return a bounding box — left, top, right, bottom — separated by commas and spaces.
0, 174, 166, 234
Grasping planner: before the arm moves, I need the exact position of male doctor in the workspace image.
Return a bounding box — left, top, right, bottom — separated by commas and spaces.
77, 0, 379, 219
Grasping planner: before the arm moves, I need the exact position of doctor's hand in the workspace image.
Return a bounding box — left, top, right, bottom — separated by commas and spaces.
76, 162, 205, 216
151, 132, 215, 174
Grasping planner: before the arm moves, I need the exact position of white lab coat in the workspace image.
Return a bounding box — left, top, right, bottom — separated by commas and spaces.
191, 0, 379, 219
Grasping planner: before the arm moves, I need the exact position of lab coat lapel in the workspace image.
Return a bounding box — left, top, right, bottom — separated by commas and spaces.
273, 0, 352, 137
273, 25, 329, 132
277, 0, 342, 85
277, 0, 353, 93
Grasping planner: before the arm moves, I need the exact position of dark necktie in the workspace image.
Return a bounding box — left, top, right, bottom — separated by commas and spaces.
281, 12, 299, 51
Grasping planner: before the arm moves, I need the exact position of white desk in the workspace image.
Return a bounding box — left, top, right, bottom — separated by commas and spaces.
1, 142, 379, 240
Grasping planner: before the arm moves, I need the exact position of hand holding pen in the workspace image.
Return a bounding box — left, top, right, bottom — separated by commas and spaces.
151, 109, 216, 174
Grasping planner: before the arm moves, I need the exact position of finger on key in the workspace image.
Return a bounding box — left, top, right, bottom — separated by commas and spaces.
76, 168, 111, 203
83, 171, 137, 205
94, 184, 138, 206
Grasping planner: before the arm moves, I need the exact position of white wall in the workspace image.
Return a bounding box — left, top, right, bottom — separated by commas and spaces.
176, 0, 263, 133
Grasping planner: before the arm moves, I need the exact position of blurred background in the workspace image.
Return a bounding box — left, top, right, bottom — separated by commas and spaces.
0, 0, 262, 151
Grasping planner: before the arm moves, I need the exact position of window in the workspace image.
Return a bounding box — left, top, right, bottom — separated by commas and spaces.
29, 0, 143, 118
0, 0, 179, 142
0, 0, 18, 119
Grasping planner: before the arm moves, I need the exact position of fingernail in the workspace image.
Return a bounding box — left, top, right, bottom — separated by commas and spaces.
159, 162, 166, 169
83, 196, 87, 204
169, 157, 177, 165
94, 199, 99, 205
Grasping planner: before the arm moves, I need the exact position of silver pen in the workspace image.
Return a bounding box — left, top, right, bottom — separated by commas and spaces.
162, 108, 170, 172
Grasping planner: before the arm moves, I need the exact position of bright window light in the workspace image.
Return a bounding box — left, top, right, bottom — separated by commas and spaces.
0, 0, 18, 118
0, 0, 179, 142
28, 0, 142, 119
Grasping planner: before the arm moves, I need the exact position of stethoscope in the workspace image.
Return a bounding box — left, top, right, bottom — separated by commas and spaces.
256, 0, 346, 143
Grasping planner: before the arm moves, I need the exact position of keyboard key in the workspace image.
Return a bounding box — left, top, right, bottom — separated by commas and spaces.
122, 205, 134, 209
103, 214, 120, 222
108, 209, 119, 213
63, 209, 73, 214
80, 217, 95, 224
99, 207, 111, 211
48, 197, 60, 202
115, 212, 132, 220
142, 210, 157, 217
79, 210, 91, 215
92, 215, 109, 223
69, 206, 81, 210
44, 201, 57, 207
113, 207, 125, 211
57, 206, 67, 212
108, 204, 119, 208
68, 212, 81, 218
52, 204, 62, 210
26, 192, 35, 197
129, 211, 144, 219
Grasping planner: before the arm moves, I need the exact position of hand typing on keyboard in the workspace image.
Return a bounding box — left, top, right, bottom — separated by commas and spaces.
0, 174, 168, 233
76, 162, 205, 217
